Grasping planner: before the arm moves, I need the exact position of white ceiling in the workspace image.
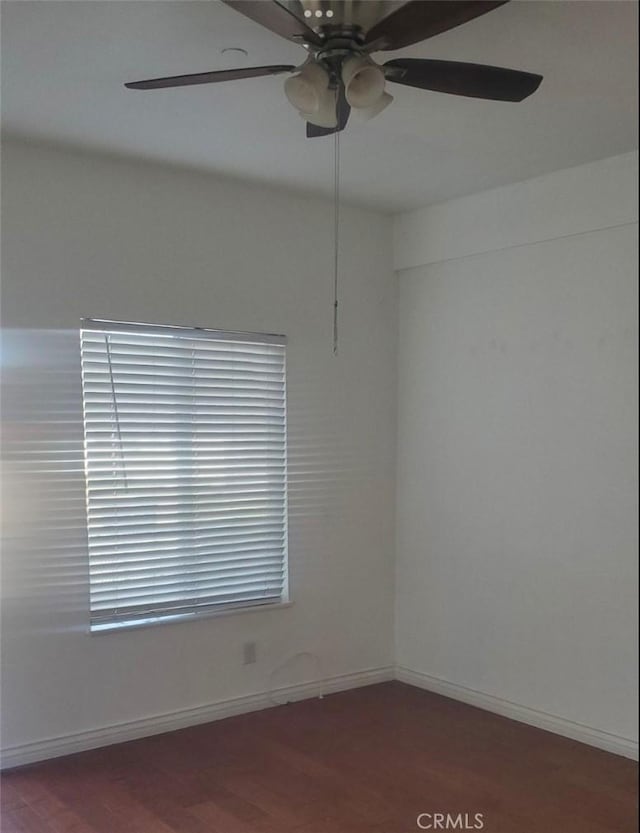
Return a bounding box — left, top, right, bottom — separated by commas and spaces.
2, 0, 638, 212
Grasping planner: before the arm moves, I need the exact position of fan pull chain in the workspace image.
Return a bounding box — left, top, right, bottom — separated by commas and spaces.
332, 129, 340, 356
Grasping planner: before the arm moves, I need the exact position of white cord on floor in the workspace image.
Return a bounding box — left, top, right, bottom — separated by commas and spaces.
267, 651, 326, 706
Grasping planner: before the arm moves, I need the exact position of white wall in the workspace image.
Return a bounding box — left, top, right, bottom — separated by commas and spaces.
0, 139, 396, 764
395, 152, 639, 755
2, 139, 637, 766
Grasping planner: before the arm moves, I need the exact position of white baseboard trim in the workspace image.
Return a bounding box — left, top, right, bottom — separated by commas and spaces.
1, 665, 394, 770
5, 665, 636, 769
396, 665, 638, 761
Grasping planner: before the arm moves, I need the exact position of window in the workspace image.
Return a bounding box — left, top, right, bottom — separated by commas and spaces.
80, 319, 288, 632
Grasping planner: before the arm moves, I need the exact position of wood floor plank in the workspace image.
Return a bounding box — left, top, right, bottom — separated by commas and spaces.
0, 804, 61, 833
1, 682, 637, 833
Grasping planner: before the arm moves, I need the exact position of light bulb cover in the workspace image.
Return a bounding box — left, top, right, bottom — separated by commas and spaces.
353, 90, 394, 122
342, 56, 386, 109
300, 86, 338, 128
284, 62, 330, 115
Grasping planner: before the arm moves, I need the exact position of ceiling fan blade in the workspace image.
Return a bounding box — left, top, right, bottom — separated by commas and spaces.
221, 0, 322, 46
364, 0, 508, 51
306, 85, 351, 138
125, 64, 295, 90
384, 58, 543, 102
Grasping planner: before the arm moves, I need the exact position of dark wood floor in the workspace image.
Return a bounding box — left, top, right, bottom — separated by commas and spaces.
1, 682, 637, 833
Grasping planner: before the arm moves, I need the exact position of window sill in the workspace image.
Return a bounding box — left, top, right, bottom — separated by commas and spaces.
89, 600, 293, 635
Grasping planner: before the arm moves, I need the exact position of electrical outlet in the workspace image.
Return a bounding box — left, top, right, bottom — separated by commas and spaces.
243, 641, 257, 665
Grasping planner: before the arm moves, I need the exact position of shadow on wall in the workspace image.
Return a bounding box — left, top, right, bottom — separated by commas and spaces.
0, 327, 382, 632
1, 329, 90, 629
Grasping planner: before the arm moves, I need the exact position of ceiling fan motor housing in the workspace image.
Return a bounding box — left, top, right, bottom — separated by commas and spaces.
296, 0, 404, 35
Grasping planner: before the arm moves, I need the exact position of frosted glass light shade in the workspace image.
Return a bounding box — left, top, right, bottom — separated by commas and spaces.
342, 56, 386, 109
301, 87, 338, 127
285, 63, 331, 114
355, 90, 394, 121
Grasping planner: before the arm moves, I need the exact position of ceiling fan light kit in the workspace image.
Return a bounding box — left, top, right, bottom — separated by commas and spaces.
286, 55, 389, 127
125, 1, 543, 138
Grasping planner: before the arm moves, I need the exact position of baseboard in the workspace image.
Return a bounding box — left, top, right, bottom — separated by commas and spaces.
0, 665, 394, 770
396, 665, 638, 761
5, 664, 635, 769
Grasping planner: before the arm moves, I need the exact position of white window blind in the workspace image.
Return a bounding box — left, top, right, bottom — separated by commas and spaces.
80, 319, 288, 631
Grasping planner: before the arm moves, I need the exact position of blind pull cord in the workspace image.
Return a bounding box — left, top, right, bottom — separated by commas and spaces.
104, 333, 128, 490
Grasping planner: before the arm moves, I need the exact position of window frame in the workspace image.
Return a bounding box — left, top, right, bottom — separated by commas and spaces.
80, 318, 290, 633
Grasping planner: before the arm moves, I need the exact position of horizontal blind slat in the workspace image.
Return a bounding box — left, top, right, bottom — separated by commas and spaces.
91, 576, 283, 606
91, 570, 286, 600
89, 494, 284, 522
90, 546, 285, 568
88, 518, 286, 540
91, 554, 284, 576
84, 376, 284, 391
82, 342, 284, 363
86, 477, 286, 493
86, 532, 285, 551
87, 491, 284, 510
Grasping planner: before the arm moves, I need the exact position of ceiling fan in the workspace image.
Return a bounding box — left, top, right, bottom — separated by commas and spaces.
125, 0, 543, 138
